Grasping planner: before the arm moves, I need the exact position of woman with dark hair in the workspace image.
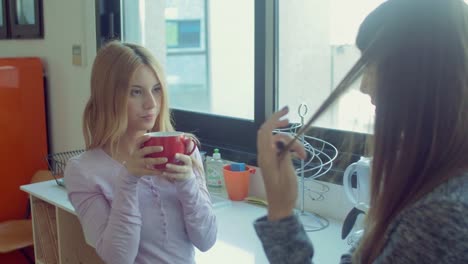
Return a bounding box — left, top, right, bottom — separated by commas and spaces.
255, 0, 468, 263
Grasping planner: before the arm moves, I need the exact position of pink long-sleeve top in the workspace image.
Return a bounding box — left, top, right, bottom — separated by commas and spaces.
64, 148, 217, 264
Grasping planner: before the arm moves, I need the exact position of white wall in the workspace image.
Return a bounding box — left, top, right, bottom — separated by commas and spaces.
0, 0, 96, 153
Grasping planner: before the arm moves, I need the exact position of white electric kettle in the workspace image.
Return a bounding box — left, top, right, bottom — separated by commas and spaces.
343, 156, 371, 209
341, 156, 371, 239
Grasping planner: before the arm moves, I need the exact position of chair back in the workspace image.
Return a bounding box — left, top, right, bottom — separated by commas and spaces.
30, 170, 54, 184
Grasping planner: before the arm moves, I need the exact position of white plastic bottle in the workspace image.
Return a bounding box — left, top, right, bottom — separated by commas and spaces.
206, 149, 224, 187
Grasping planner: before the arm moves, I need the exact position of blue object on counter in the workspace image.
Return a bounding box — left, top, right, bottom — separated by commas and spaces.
230, 162, 246, 171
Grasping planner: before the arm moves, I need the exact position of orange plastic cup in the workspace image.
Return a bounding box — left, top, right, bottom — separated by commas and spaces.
223, 164, 256, 201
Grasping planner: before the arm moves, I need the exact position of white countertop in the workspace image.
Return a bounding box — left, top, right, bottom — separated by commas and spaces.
21, 179, 76, 214
21, 180, 350, 264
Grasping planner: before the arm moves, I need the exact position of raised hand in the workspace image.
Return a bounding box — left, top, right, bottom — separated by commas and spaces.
257, 106, 307, 221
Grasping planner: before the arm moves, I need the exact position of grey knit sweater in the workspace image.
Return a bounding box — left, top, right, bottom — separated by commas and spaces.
254, 173, 468, 263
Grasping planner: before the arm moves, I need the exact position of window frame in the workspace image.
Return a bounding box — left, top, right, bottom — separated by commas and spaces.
0, 0, 8, 39
95, 0, 121, 48
7, 0, 43, 39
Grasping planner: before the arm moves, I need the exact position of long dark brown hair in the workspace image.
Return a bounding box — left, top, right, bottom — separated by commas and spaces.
282, 0, 468, 262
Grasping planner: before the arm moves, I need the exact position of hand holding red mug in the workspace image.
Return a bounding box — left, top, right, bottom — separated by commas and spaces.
123, 135, 168, 177
143, 132, 197, 181
163, 153, 194, 181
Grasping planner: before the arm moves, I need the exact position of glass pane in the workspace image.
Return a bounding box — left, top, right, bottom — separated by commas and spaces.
166, 20, 201, 48
178, 20, 200, 48
122, 0, 255, 120
166, 21, 178, 47
278, 0, 381, 134
0, 1, 3, 26
16, 0, 36, 25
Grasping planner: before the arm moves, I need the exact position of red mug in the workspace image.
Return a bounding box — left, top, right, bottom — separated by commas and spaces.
143, 132, 196, 170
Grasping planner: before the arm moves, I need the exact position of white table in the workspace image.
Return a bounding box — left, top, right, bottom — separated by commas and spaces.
21, 180, 350, 264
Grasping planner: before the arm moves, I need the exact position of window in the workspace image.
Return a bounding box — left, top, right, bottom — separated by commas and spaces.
0, 1, 4, 26
2, 0, 43, 39
97, 0, 375, 160
109, 0, 259, 154
0, 0, 6, 39
166, 20, 201, 49
15, 0, 36, 25
120, 0, 254, 121
277, 0, 380, 134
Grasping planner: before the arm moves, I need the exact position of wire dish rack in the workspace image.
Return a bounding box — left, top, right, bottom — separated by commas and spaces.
45, 150, 85, 187
274, 104, 338, 232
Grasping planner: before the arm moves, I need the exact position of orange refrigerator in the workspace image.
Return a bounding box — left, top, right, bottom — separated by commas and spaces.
0, 57, 49, 263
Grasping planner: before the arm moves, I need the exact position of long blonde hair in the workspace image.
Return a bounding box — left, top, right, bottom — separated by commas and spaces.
83, 41, 174, 153
281, 0, 468, 262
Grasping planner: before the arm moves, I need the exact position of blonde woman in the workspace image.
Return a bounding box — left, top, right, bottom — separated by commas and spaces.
255, 0, 468, 263
64, 41, 217, 264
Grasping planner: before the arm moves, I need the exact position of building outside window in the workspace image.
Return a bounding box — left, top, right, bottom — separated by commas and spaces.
166, 20, 201, 49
